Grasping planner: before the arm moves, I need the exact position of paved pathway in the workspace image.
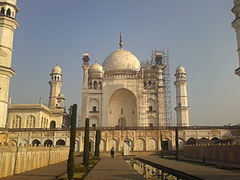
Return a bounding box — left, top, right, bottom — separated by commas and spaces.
0, 157, 82, 180
85, 156, 144, 180
141, 156, 240, 180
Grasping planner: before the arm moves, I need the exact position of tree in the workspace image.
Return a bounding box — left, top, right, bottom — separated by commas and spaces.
67, 104, 77, 180
94, 129, 101, 158
83, 118, 90, 170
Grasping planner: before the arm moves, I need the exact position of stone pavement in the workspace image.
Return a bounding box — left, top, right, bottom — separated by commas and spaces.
85, 156, 144, 180
0, 157, 82, 180
141, 156, 240, 180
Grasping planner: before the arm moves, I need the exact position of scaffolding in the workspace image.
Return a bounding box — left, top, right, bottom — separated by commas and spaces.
141, 50, 173, 126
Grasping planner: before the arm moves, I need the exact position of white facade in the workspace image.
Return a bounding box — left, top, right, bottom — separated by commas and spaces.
8, 104, 65, 129
232, 0, 240, 76
80, 40, 167, 128
174, 66, 190, 126
0, 0, 19, 128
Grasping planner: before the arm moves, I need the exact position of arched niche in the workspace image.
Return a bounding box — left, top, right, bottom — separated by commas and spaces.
44, 139, 53, 147
56, 139, 65, 146
134, 138, 145, 151
108, 88, 137, 127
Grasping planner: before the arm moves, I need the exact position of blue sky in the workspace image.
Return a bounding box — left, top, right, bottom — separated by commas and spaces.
10, 0, 239, 126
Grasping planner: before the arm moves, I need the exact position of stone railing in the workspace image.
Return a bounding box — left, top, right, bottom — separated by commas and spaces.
184, 143, 240, 163
0, 145, 69, 178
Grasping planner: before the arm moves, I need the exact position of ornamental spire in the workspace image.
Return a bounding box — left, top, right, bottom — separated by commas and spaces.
119, 32, 123, 49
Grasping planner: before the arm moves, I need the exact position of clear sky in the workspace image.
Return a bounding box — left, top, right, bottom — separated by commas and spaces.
10, 0, 239, 126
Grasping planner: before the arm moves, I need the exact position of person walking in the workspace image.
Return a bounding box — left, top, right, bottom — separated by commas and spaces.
110, 147, 115, 158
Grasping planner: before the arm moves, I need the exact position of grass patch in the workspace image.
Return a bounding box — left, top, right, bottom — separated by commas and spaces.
58, 158, 100, 180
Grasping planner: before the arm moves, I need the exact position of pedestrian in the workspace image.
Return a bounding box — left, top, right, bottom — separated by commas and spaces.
110, 147, 115, 158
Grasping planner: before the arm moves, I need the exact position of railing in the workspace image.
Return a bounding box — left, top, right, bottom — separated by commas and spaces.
131, 158, 203, 180
3, 125, 240, 132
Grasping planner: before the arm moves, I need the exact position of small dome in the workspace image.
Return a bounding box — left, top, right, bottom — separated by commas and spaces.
89, 63, 103, 73
103, 49, 141, 73
176, 66, 186, 73
52, 65, 62, 74
83, 52, 89, 57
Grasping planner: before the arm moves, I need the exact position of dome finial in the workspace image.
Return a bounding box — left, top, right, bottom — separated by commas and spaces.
119, 32, 124, 49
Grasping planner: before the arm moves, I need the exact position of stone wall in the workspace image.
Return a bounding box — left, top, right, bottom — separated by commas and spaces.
184, 144, 240, 163
0, 145, 69, 178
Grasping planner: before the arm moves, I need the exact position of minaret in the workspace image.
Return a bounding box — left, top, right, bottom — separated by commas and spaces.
80, 53, 90, 127
174, 66, 190, 126
82, 53, 90, 89
232, 0, 240, 76
0, 0, 19, 128
48, 65, 63, 109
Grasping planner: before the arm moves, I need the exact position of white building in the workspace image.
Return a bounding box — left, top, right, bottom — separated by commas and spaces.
80, 35, 190, 127
7, 65, 68, 129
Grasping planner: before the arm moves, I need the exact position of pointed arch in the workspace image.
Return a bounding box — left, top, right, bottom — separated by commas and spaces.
50, 121, 56, 129
44, 139, 53, 147
93, 81, 98, 89
26, 115, 36, 128
32, 139, 41, 146
11, 115, 21, 128
0, 7, 5, 15
6, 8, 11, 17
134, 138, 145, 151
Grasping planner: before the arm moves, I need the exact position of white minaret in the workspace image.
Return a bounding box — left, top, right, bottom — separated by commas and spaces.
232, 0, 240, 76
0, 0, 19, 128
48, 65, 64, 109
174, 66, 190, 126
80, 53, 90, 127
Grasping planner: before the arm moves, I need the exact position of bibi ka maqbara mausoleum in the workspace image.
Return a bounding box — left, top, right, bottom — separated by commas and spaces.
0, 0, 239, 178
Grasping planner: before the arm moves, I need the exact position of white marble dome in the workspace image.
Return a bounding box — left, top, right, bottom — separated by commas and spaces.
176, 66, 186, 73
89, 63, 103, 73
52, 65, 62, 74
102, 49, 141, 73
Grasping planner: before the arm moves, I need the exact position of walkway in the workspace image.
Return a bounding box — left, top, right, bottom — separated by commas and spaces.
85, 156, 144, 180
0, 157, 82, 180
140, 156, 240, 180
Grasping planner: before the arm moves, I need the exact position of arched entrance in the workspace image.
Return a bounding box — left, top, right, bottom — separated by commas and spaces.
162, 139, 171, 151
123, 139, 133, 155
56, 139, 65, 146
108, 88, 137, 127
118, 118, 126, 127
147, 138, 157, 151
50, 121, 56, 129
100, 139, 106, 152
44, 139, 53, 147
186, 137, 196, 145
32, 139, 41, 146
135, 138, 145, 151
